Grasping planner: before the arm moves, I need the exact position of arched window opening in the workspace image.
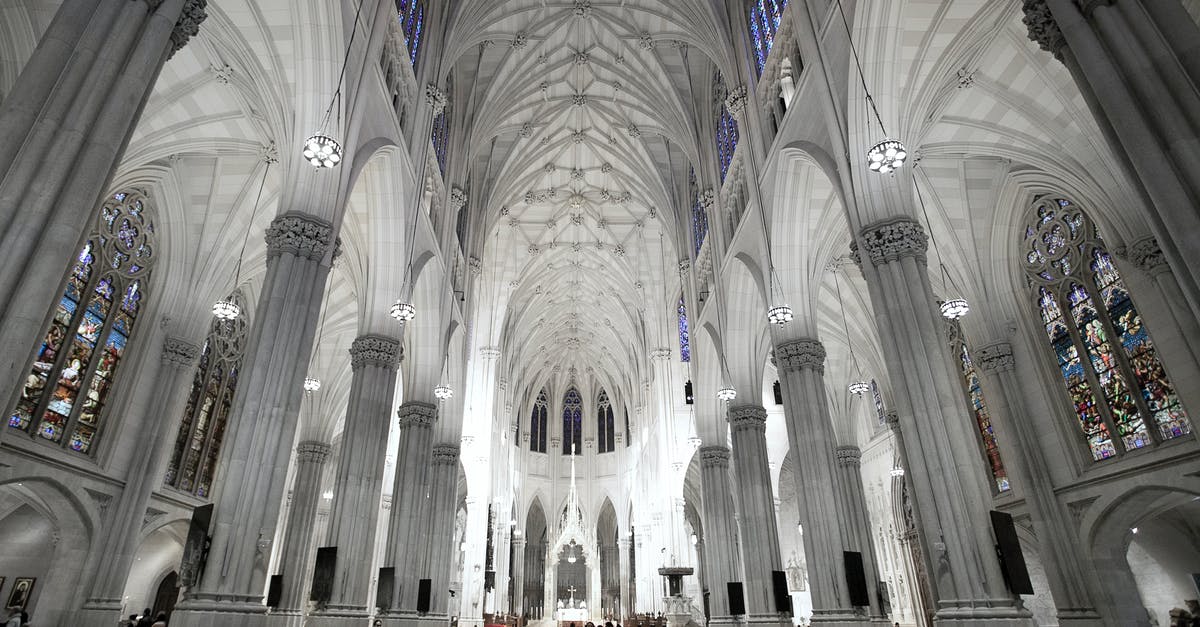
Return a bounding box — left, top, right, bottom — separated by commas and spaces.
948, 322, 1010, 492
432, 83, 451, 175
689, 168, 707, 255
562, 387, 582, 455
748, 0, 788, 76
8, 191, 156, 454
870, 380, 886, 427
531, 389, 549, 453
713, 74, 739, 184
397, 0, 426, 69
678, 296, 691, 363
1022, 197, 1190, 461
165, 291, 249, 498
597, 389, 615, 453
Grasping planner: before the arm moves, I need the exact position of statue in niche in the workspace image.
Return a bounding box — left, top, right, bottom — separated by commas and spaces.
786, 551, 807, 592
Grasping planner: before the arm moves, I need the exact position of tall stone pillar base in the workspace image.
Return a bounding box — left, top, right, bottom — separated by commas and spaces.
75, 601, 123, 627
809, 609, 870, 626
263, 609, 307, 627
307, 606, 375, 627
743, 612, 790, 627
378, 613, 451, 627
930, 602, 1034, 627
1052, 610, 1104, 627
169, 596, 269, 627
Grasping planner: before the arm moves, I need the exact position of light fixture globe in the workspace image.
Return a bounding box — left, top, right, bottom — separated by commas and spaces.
716, 386, 737, 401
212, 299, 241, 321
767, 304, 794, 325
434, 384, 453, 400
389, 300, 416, 322
303, 134, 343, 169
867, 138, 908, 174
848, 380, 870, 396
303, 376, 322, 392
940, 298, 970, 320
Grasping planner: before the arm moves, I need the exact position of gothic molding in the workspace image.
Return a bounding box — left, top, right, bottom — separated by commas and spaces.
884, 410, 901, 432
724, 85, 748, 118
858, 217, 928, 267
698, 445, 731, 467
426, 84, 448, 114
728, 404, 767, 430
169, 0, 208, 55
432, 444, 460, 465
1022, 0, 1067, 60
161, 337, 201, 367
650, 348, 672, 360
296, 441, 333, 464
349, 334, 402, 371
1122, 236, 1170, 277
835, 445, 862, 467
450, 186, 467, 211
265, 212, 336, 260
775, 339, 826, 374
977, 341, 1015, 373
480, 346, 501, 360
397, 401, 438, 428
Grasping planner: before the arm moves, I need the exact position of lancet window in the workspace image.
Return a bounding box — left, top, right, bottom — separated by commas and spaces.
947, 322, 1010, 492
397, 0, 426, 68
1022, 197, 1190, 460
678, 296, 691, 362
713, 74, 739, 184
689, 168, 707, 255
8, 191, 156, 454
165, 292, 248, 498
597, 389, 616, 453
748, 0, 788, 75
531, 389, 548, 453
563, 387, 583, 455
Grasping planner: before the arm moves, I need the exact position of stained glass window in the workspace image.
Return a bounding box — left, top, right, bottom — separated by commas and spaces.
871, 380, 886, 427
9, 191, 156, 454
531, 389, 548, 453
1022, 197, 1190, 460
397, 0, 427, 68
432, 106, 450, 175
597, 389, 616, 453
165, 292, 248, 498
689, 168, 708, 255
678, 296, 691, 362
713, 74, 740, 184
748, 0, 788, 75
947, 326, 1010, 492
563, 388, 583, 455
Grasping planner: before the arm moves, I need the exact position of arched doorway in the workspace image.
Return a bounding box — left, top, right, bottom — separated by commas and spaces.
151, 571, 179, 618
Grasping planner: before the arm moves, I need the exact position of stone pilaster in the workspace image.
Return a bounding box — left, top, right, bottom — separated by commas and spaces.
853, 218, 1032, 625
976, 342, 1104, 626
424, 444, 462, 617
77, 337, 200, 627
173, 212, 337, 627
379, 401, 438, 622
697, 445, 739, 626
774, 338, 869, 625
276, 441, 333, 614
309, 334, 403, 626
832, 445, 888, 623
726, 404, 785, 623
617, 536, 632, 617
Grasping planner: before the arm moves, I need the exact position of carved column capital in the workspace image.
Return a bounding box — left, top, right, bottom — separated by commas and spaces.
724, 85, 748, 118
160, 337, 201, 367
450, 186, 468, 211
698, 445, 731, 467
650, 348, 673, 360
835, 445, 862, 467
265, 212, 336, 260
426, 84, 448, 114
1022, 0, 1067, 60
884, 410, 901, 432
169, 0, 209, 56
349, 334, 402, 371
1122, 236, 1170, 277
977, 341, 1015, 373
727, 404, 768, 431
432, 444, 460, 465
397, 401, 438, 428
775, 338, 826, 374
678, 258, 691, 274
480, 346, 501, 359
296, 440, 333, 464
858, 217, 928, 266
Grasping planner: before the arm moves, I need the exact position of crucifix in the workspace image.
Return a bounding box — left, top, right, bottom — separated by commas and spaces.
567, 585, 577, 606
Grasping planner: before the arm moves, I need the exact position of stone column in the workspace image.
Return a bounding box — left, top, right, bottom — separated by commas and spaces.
833, 446, 888, 623
617, 537, 632, 618
0, 0, 207, 405
975, 341, 1104, 626
511, 537, 527, 615
310, 335, 403, 626
1023, 0, 1200, 320
697, 445, 741, 627
172, 212, 338, 627
726, 405, 785, 624
425, 444, 462, 618
774, 339, 864, 625
76, 337, 200, 627
275, 441, 333, 617
380, 401, 438, 624
852, 217, 1032, 625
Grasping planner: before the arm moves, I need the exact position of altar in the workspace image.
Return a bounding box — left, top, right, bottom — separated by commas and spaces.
554, 591, 589, 623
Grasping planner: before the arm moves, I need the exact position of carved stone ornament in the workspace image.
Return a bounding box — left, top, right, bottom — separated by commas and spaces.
724, 85, 748, 118
265, 212, 336, 260
397, 401, 438, 428
884, 409, 901, 432
169, 0, 209, 56
1022, 0, 1067, 60
835, 445, 862, 466
468, 256, 482, 275
296, 440, 333, 464
161, 337, 201, 367
425, 83, 448, 114
858, 217, 928, 267
1125, 236, 1169, 276
650, 348, 672, 360
432, 444, 460, 465
349, 334, 402, 370
775, 338, 826, 374
728, 404, 768, 430
480, 346, 501, 359
450, 186, 467, 211
977, 341, 1015, 373
699, 188, 717, 210
699, 445, 731, 467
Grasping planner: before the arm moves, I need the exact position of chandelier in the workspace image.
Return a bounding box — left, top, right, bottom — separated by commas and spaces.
867, 139, 908, 174
434, 383, 453, 400
301, 0, 368, 168
716, 386, 737, 401
914, 174, 971, 320
303, 376, 322, 392
940, 298, 970, 320
767, 304, 794, 325
213, 154, 273, 320
848, 380, 870, 396
390, 300, 416, 321
212, 298, 240, 321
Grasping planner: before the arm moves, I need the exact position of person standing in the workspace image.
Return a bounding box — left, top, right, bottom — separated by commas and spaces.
150, 612, 168, 627
136, 608, 153, 627
3, 606, 21, 627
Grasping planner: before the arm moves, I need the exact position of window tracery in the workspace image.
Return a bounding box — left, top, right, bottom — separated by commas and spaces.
947, 322, 1010, 492
8, 191, 156, 454
713, 74, 739, 184
531, 389, 548, 453
748, 0, 788, 75
165, 291, 248, 497
397, 0, 426, 68
678, 296, 691, 363
1022, 197, 1190, 460
563, 387, 582, 455
689, 168, 707, 255
597, 389, 615, 453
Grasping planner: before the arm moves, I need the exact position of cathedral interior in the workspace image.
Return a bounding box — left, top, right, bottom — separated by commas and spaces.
1, 1, 1200, 626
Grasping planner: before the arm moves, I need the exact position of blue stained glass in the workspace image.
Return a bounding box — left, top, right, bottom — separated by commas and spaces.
563, 388, 583, 455
716, 105, 739, 183
398, 0, 426, 68
748, 0, 787, 76
678, 296, 691, 362
690, 169, 708, 254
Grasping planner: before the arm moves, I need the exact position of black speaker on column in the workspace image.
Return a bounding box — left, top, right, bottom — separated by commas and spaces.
726, 582, 745, 616
844, 551, 870, 607
991, 510, 1035, 594
377, 567, 395, 609
417, 578, 433, 613
311, 547, 337, 605
266, 574, 283, 608
771, 570, 792, 613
